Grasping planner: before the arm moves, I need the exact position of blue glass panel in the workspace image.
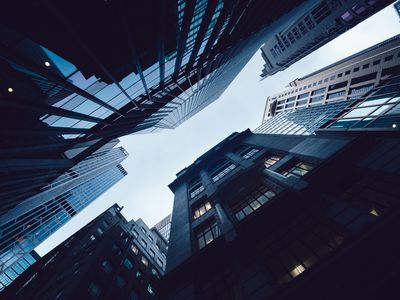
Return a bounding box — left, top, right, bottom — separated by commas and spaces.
52, 117, 78, 128
73, 100, 101, 115
41, 47, 77, 77
95, 84, 121, 102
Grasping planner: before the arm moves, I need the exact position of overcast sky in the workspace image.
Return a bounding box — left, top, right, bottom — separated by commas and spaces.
36, 5, 400, 256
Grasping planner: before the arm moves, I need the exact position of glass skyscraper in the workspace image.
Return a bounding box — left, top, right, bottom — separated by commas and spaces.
0, 145, 128, 290
256, 34, 400, 135
1, 0, 362, 209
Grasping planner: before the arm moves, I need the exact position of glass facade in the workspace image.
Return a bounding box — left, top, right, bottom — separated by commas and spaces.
0, 147, 128, 289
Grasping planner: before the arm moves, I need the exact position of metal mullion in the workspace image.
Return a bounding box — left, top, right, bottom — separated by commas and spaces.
43, 1, 136, 112
0, 44, 122, 116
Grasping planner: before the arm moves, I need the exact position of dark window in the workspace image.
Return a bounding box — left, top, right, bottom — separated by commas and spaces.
157, 258, 163, 268
362, 63, 369, 69
280, 161, 314, 177
232, 186, 277, 221
329, 81, 347, 91
384, 55, 393, 62
196, 220, 220, 249
193, 200, 212, 220
345, 70, 350, 75
88, 283, 101, 298
373, 60, 380, 65
123, 258, 133, 270
116, 275, 126, 287
102, 261, 113, 273
330, 75, 335, 80
337, 73, 343, 78
140, 239, 147, 248
353, 67, 359, 72
350, 72, 377, 85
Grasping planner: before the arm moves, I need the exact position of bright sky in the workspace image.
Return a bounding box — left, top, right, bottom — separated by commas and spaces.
36, 5, 400, 256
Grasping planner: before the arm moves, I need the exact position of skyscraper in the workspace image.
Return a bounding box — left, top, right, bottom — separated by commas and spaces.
152, 214, 172, 243
259, 0, 394, 79
0, 145, 128, 290
2, 204, 164, 299
161, 128, 400, 299
255, 34, 400, 135
1, 0, 384, 207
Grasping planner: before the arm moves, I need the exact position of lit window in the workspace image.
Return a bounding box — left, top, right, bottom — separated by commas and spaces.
264, 155, 281, 168
147, 284, 155, 295
90, 235, 96, 241
211, 163, 237, 182
280, 161, 314, 177
193, 200, 212, 220
88, 282, 101, 298
232, 185, 277, 221
102, 261, 113, 273
136, 271, 142, 279
131, 244, 138, 255
290, 264, 305, 278
141, 256, 149, 267
196, 220, 220, 250
141, 226, 146, 234
96, 228, 103, 235
151, 268, 159, 278
190, 183, 205, 198
123, 258, 133, 270
241, 148, 260, 159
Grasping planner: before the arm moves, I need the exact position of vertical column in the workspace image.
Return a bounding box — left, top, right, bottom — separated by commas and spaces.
215, 201, 237, 242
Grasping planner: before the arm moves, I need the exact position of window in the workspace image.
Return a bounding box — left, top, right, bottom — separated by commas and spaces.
102, 260, 113, 273
157, 258, 163, 268
363, 63, 369, 69
152, 268, 159, 278
232, 186, 277, 221
132, 229, 139, 238
280, 161, 314, 177
373, 59, 380, 65
148, 235, 154, 242
196, 220, 220, 250
131, 244, 138, 255
147, 284, 156, 295
353, 67, 359, 72
149, 249, 155, 257
140, 239, 147, 248
136, 271, 142, 279
210, 162, 237, 182
123, 258, 133, 270
337, 73, 342, 78
241, 147, 260, 159
345, 70, 350, 75
384, 55, 393, 62
102, 220, 109, 228
189, 183, 205, 199
88, 283, 101, 298
116, 275, 126, 287
90, 235, 96, 241
193, 200, 212, 220
141, 256, 149, 267
330, 75, 335, 80
112, 244, 121, 256
96, 228, 103, 235
141, 226, 146, 234
264, 155, 281, 168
